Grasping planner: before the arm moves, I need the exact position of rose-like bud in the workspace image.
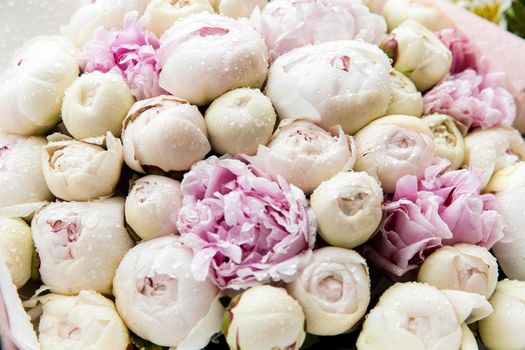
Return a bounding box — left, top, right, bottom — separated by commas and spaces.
38, 291, 129, 350
32, 198, 134, 295
383, 20, 452, 91
122, 95, 210, 173
125, 175, 183, 240
357, 282, 492, 350
386, 69, 424, 117
310, 172, 383, 249
265, 40, 392, 134
0, 218, 33, 289
436, 28, 484, 74
287, 247, 370, 336
464, 127, 525, 188
61, 71, 134, 139
417, 244, 498, 298
0, 36, 78, 135
248, 120, 356, 194
205, 88, 276, 156
354, 115, 435, 194
158, 13, 268, 106
0, 134, 53, 217
479, 279, 525, 350
382, 0, 443, 31
422, 113, 465, 170
144, 0, 214, 37
42, 133, 124, 201
214, 0, 267, 18
224, 285, 306, 350
113, 236, 223, 348
485, 163, 525, 280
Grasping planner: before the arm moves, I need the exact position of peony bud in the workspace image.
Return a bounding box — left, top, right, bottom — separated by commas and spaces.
383, 20, 452, 91
354, 115, 435, 193
125, 175, 183, 240
38, 291, 129, 350
224, 285, 306, 350
248, 120, 356, 194
122, 95, 210, 173
386, 69, 424, 117
144, 0, 214, 37
479, 279, 525, 350
32, 198, 134, 295
485, 163, 525, 280
310, 172, 383, 249
42, 133, 124, 201
0, 36, 78, 136
158, 13, 268, 106
287, 247, 370, 336
382, 0, 443, 31
0, 133, 53, 217
113, 236, 223, 348
214, 0, 267, 18
205, 88, 276, 156
0, 217, 33, 289
417, 244, 498, 298
61, 71, 135, 139
464, 127, 525, 188
265, 40, 392, 135
422, 113, 465, 170
357, 282, 492, 350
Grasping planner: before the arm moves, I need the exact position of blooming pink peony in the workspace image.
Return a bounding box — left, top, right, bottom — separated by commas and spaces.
363, 158, 504, 277
78, 11, 166, 100
253, 0, 386, 62
177, 156, 317, 290
436, 29, 485, 74
423, 69, 516, 129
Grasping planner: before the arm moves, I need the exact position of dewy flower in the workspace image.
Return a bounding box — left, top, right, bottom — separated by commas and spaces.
422, 114, 466, 170
204, 88, 277, 156
382, 0, 443, 31
423, 69, 517, 130
224, 285, 306, 350
0, 134, 53, 216
248, 120, 356, 194
253, 0, 386, 62
363, 158, 504, 277
38, 291, 129, 350
113, 236, 223, 348
32, 198, 134, 295
61, 71, 135, 139
485, 163, 525, 280
354, 115, 435, 194
382, 20, 452, 91
455, 0, 511, 26
125, 175, 183, 241
122, 95, 210, 173
61, 0, 150, 48
42, 133, 124, 202
310, 172, 383, 249
144, 0, 214, 37
0, 36, 78, 136
418, 244, 499, 298
177, 156, 317, 290
386, 69, 424, 117
158, 13, 268, 106
213, 0, 267, 18
0, 218, 33, 289
265, 40, 392, 134
436, 28, 485, 74
464, 127, 525, 188
357, 282, 492, 350
287, 247, 371, 336
79, 11, 166, 100
479, 279, 525, 350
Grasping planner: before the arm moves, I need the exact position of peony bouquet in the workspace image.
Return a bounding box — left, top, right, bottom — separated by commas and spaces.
1, 1, 525, 350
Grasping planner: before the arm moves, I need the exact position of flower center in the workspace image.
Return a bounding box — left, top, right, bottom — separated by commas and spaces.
138, 273, 178, 306
58, 321, 81, 340
431, 123, 456, 147
454, 255, 489, 295
196, 27, 230, 37
405, 316, 433, 347
331, 55, 351, 72
47, 218, 81, 260
338, 191, 369, 216
318, 275, 343, 302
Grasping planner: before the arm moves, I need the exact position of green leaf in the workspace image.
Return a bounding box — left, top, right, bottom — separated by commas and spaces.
31, 249, 40, 282
506, 0, 525, 38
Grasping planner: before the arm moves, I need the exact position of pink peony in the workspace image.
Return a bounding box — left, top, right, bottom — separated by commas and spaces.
177, 156, 317, 290
423, 69, 516, 130
436, 28, 485, 74
363, 158, 504, 277
78, 11, 166, 100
